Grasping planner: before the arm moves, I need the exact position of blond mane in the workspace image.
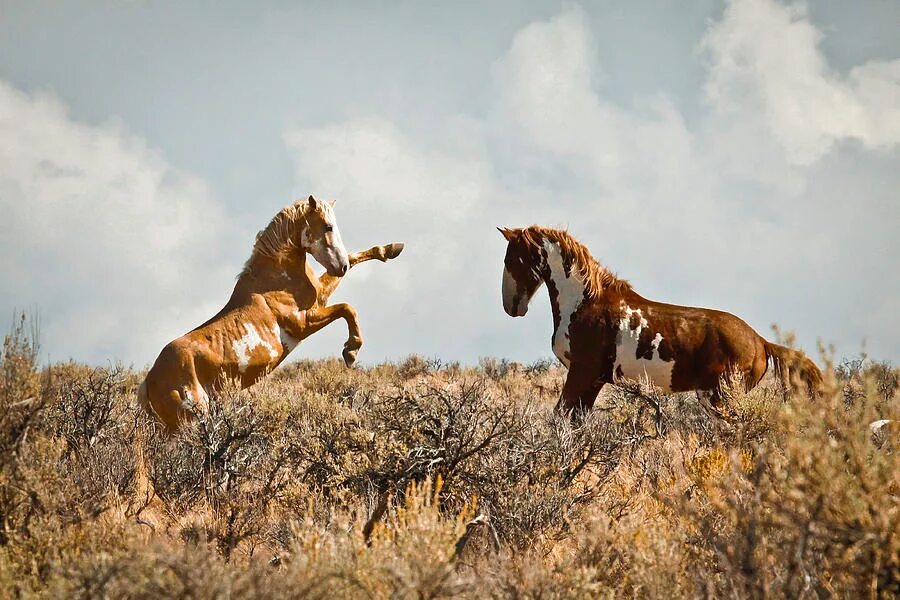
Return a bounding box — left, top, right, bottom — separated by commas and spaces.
251, 200, 312, 261
520, 225, 631, 298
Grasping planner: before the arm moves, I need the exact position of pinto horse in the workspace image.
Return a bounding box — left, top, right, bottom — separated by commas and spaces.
139, 196, 403, 432
498, 225, 822, 415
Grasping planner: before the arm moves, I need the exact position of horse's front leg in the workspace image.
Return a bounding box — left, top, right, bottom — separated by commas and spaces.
303, 303, 363, 366
555, 361, 604, 419
317, 243, 404, 304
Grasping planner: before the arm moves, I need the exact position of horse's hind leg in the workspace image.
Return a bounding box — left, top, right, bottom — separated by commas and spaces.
317, 243, 404, 304
696, 390, 730, 425
148, 388, 196, 435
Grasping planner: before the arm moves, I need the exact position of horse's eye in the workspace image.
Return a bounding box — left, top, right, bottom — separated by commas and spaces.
324, 225, 333, 233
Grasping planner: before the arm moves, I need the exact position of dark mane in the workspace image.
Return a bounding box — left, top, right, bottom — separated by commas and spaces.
519, 225, 632, 298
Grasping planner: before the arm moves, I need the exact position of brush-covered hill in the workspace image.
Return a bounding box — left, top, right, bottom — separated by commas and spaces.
1, 316, 898, 598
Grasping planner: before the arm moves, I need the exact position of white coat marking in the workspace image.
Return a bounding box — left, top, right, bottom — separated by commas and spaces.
502, 267, 521, 316
273, 322, 298, 353
614, 304, 674, 391
232, 322, 278, 373
304, 201, 349, 273
544, 241, 585, 368
181, 387, 209, 413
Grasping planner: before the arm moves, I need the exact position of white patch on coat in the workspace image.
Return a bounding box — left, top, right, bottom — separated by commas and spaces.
181, 387, 209, 413
614, 305, 674, 392
232, 322, 278, 373
273, 322, 298, 353
622, 305, 649, 334
544, 241, 585, 368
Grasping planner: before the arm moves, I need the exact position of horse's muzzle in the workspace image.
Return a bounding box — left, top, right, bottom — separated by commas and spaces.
326, 262, 348, 277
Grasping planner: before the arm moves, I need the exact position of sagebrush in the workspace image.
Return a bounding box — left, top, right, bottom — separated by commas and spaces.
1, 316, 897, 598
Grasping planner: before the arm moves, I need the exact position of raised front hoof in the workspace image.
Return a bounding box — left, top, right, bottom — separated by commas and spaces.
381, 242, 404, 261
342, 347, 359, 367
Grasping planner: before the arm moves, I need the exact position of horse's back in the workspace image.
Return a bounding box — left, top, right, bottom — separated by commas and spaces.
612, 295, 768, 391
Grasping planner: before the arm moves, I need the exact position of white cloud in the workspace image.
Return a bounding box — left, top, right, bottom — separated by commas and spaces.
285, 0, 900, 361
2, 0, 897, 367
0, 81, 235, 365
284, 117, 504, 360
701, 0, 900, 167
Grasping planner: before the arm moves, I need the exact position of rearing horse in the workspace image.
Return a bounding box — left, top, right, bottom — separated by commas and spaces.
498, 225, 822, 415
139, 196, 403, 432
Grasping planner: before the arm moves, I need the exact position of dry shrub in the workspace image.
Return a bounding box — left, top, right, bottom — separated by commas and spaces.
360, 377, 635, 545
0, 312, 45, 547
0, 315, 145, 593
1, 313, 897, 598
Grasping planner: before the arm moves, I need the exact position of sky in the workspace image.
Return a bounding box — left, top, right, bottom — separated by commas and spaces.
1, 0, 898, 368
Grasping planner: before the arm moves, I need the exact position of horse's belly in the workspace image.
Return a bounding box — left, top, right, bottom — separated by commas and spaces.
613, 326, 675, 393
229, 321, 286, 377
614, 355, 674, 392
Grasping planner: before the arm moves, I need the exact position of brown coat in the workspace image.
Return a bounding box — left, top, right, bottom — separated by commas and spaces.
139, 197, 403, 432
499, 225, 822, 414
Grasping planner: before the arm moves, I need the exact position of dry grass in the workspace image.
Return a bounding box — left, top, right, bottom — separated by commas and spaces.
1, 314, 897, 598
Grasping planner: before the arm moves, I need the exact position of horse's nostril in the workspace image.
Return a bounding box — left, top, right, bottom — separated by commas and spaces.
340, 264, 348, 276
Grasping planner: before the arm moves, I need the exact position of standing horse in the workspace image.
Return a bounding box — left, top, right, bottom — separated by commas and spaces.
498, 225, 822, 415
139, 196, 403, 432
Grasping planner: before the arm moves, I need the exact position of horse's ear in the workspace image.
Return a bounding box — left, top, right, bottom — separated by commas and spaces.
308, 195, 317, 209
328, 199, 336, 208
497, 227, 516, 241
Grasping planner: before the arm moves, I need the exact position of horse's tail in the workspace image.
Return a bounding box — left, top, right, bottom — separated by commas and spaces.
764, 341, 823, 398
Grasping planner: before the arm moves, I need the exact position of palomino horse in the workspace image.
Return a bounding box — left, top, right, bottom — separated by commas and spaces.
139, 196, 403, 432
498, 225, 822, 415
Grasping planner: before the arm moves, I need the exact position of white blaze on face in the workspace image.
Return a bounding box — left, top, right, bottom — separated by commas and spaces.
614, 304, 674, 392
232, 322, 278, 373
502, 254, 544, 317
304, 201, 350, 275
501, 267, 521, 316
543, 241, 585, 368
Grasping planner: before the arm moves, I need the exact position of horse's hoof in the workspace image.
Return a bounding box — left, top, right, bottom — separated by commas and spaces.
343, 348, 358, 367
382, 243, 404, 260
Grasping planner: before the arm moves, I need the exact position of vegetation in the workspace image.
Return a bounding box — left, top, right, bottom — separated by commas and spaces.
1, 314, 897, 598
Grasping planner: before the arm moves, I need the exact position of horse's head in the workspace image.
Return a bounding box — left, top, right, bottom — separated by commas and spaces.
302, 196, 350, 276
498, 227, 544, 317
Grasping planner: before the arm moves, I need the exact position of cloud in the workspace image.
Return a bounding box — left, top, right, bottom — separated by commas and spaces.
0, 81, 235, 365
2, 0, 897, 367
285, 0, 900, 361
284, 117, 505, 360
701, 0, 900, 168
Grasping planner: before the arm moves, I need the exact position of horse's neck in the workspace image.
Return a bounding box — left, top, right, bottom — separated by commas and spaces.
541, 241, 587, 336
236, 252, 311, 296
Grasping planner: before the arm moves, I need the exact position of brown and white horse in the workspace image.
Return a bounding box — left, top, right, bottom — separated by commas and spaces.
498, 225, 822, 415
139, 196, 403, 432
